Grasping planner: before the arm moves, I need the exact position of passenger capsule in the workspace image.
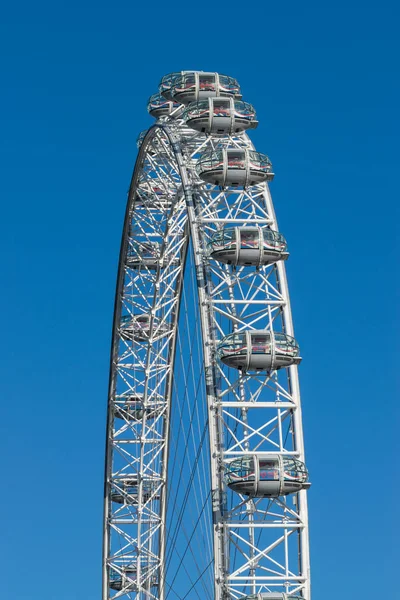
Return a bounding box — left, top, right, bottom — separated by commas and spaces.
110, 566, 158, 591
170, 72, 241, 105
126, 242, 160, 269
126, 241, 179, 269
196, 149, 274, 187
208, 227, 288, 266
217, 330, 301, 371
183, 98, 258, 135
134, 185, 175, 207
147, 93, 181, 118
225, 455, 310, 497
111, 478, 160, 505
120, 315, 169, 341
114, 395, 164, 420
110, 566, 138, 591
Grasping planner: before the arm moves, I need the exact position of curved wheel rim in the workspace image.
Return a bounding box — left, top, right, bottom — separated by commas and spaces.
103, 74, 310, 600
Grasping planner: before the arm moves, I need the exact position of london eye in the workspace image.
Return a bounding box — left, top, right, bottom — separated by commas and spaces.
102, 71, 311, 600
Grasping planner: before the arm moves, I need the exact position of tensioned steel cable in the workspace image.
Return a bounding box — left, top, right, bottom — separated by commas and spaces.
172, 245, 212, 552
165, 423, 211, 599
166, 247, 203, 496
165, 491, 212, 600
165, 406, 208, 571
164, 255, 213, 597
181, 561, 214, 600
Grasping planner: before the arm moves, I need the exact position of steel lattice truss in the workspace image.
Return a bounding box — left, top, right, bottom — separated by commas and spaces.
103, 80, 310, 600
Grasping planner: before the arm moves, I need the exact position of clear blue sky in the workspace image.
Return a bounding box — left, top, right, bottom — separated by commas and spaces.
0, 1, 398, 598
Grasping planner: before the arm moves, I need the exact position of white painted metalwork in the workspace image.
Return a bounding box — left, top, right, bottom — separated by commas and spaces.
103, 71, 310, 600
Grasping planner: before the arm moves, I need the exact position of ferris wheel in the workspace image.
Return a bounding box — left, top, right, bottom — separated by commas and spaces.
102, 71, 311, 600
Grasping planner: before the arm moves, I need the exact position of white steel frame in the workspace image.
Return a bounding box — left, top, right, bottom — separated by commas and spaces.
103, 86, 310, 600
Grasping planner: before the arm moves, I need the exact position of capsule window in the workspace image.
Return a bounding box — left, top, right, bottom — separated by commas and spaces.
183, 74, 196, 86
223, 228, 236, 246
228, 457, 254, 480
227, 333, 246, 346
240, 230, 259, 249
141, 243, 158, 256
252, 335, 268, 343
199, 74, 216, 91
136, 315, 149, 324
160, 73, 174, 88
251, 334, 271, 353
283, 459, 300, 480
126, 485, 139, 493
211, 231, 224, 245
217, 333, 247, 359
192, 100, 209, 117
227, 151, 245, 169
129, 242, 158, 257
156, 99, 168, 108
234, 101, 255, 118
213, 99, 230, 116
282, 458, 307, 481
274, 332, 286, 342
259, 459, 279, 480
202, 157, 215, 170
262, 229, 286, 250
218, 74, 239, 92
262, 229, 275, 245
